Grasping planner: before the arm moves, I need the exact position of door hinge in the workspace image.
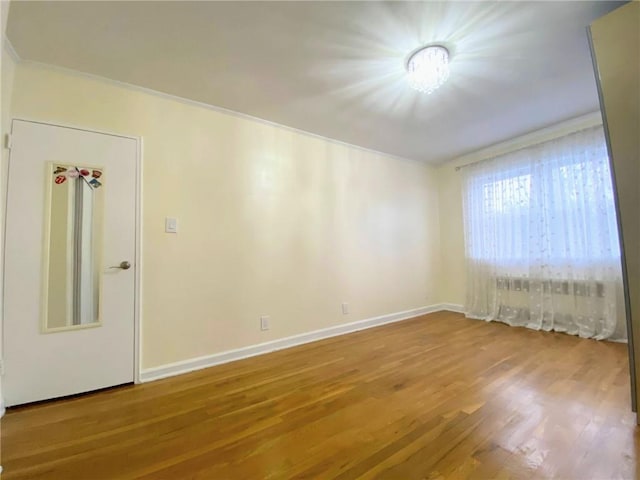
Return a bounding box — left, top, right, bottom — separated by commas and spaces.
4, 133, 12, 150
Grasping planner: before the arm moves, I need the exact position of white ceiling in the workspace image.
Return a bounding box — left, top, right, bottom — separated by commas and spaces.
6, 1, 625, 164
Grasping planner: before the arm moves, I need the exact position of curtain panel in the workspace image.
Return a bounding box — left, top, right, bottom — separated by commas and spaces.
461, 125, 626, 341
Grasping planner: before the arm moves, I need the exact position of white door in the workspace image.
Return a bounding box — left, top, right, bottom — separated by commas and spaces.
4, 120, 138, 406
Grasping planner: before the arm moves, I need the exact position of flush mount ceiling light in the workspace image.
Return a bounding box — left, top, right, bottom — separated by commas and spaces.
405, 45, 450, 94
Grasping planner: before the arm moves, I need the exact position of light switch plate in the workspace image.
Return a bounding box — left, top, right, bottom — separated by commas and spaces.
165, 217, 178, 233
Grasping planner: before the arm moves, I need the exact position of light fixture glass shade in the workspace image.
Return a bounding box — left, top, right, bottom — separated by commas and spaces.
406, 45, 450, 94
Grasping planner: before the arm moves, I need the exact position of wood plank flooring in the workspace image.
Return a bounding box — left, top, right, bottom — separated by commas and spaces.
1, 311, 638, 479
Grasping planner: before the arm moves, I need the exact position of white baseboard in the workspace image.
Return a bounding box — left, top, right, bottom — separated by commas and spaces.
440, 303, 465, 313
1, 397, 5, 418
140, 304, 448, 383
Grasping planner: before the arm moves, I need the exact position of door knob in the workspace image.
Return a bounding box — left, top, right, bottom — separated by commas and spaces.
110, 261, 131, 270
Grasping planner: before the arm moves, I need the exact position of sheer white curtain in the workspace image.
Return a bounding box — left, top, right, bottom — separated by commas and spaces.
461, 125, 626, 341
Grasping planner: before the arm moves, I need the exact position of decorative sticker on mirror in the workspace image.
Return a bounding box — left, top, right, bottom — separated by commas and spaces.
52, 165, 104, 189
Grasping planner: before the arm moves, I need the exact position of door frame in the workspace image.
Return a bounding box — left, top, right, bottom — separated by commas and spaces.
4, 117, 143, 385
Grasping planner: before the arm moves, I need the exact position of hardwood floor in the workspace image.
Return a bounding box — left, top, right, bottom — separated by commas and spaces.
2, 311, 638, 479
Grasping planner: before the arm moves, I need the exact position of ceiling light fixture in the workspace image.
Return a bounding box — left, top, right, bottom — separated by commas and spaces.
405, 45, 450, 94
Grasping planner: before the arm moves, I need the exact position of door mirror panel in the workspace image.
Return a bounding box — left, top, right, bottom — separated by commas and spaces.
43, 163, 105, 332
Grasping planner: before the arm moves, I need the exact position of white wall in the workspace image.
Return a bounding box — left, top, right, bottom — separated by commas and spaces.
2, 41, 605, 383
436, 161, 466, 307
8, 62, 442, 370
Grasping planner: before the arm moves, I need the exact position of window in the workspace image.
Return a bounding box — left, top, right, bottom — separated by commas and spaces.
460, 125, 625, 340
464, 128, 620, 272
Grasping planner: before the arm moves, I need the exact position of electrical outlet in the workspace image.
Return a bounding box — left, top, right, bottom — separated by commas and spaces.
341, 303, 349, 315
260, 315, 270, 331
